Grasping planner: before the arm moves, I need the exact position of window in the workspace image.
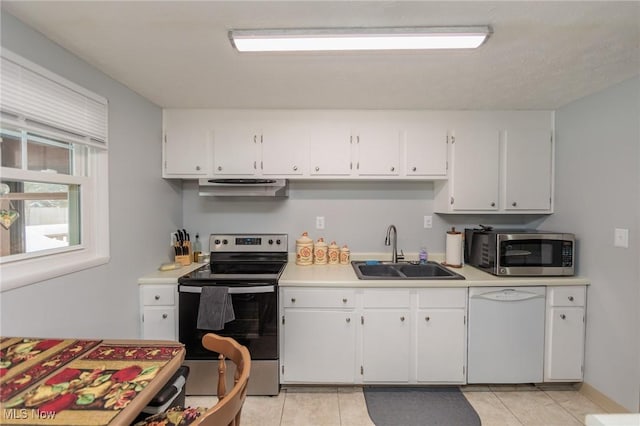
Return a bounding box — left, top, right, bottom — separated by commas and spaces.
0, 50, 109, 291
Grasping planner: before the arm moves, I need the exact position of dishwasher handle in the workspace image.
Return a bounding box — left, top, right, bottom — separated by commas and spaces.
471, 288, 545, 302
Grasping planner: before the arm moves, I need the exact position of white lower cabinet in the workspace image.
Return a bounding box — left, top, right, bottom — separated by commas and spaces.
281, 288, 356, 383
416, 288, 467, 383
140, 285, 177, 341
280, 286, 468, 385
362, 289, 412, 382
544, 286, 586, 381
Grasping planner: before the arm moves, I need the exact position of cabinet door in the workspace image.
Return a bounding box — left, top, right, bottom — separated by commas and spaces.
282, 310, 356, 383
163, 110, 211, 176
450, 125, 500, 210
142, 306, 176, 340
405, 123, 448, 177
544, 307, 585, 381
417, 309, 466, 383
355, 126, 402, 176
261, 124, 306, 176
362, 310, 411, 382
504, 126, 553, 211
212, 125, 259, 176
308, 125, 353, 176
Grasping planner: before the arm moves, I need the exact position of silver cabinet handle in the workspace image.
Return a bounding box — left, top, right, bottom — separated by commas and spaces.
293, 165, 298, 171
162, 313, 168, 319
568, 296, 574, 302
195, 166, 201, 171
342, 298, 348, 303
512, 202, 517, 207
291, 298, 296, 303
346, 318, 351, 323
400, 316, 405, 322
155, 295, 160, 300
315, 166, 320, 172
425, 316, 430, 322
217, 166, 222, 171
491, 202, 496, 207
560, 314, 566, 320
412, 166, 417, 172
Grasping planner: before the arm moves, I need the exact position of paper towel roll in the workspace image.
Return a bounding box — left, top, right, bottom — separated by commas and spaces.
445, 228, 463, 267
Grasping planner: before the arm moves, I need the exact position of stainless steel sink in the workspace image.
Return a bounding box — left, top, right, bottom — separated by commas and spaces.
351, 261, 465, 280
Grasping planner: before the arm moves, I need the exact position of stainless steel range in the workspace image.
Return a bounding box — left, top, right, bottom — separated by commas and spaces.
178, 233, 287, 396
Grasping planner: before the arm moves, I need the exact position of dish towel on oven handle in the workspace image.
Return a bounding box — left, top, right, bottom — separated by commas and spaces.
196, 286, 235, 330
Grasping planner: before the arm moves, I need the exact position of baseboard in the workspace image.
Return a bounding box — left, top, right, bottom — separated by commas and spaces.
578, 382, 630, 413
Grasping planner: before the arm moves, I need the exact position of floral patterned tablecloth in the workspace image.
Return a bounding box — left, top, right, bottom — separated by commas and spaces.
0, 337, 185, 425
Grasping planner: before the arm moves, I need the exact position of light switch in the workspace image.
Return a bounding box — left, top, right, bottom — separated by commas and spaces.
614, 228, 629, 248
424, 215, 433, 229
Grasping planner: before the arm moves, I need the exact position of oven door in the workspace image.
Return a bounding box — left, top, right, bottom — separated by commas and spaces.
178, 283, 278, 360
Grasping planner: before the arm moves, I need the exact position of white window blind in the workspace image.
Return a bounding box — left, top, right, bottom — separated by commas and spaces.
0, 50, 108, 144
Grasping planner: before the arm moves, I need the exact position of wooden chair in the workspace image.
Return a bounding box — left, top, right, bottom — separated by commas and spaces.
135, 333, 251, 426
193, 333, 251, 426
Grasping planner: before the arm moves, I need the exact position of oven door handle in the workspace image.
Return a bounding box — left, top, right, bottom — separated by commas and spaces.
179, 285, 275, 294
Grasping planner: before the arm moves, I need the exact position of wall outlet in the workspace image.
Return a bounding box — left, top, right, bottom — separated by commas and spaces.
423, 215, 433, 229
614, 228, 629, 248
316, 216, 325, 230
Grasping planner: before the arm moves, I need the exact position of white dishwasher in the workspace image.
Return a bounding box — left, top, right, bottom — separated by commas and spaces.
467, 286, 546, 384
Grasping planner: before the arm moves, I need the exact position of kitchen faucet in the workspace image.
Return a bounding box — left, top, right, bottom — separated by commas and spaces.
384, 224, 403, 263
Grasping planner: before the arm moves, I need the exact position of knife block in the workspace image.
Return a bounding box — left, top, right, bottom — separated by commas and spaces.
175, 241, 192, 266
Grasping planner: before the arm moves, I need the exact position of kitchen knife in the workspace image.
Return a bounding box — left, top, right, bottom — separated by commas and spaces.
183, 229, 189, 241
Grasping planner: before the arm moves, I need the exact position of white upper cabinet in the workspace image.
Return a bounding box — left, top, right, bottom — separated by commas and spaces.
404, 120, 448, 177
503, 115, 553, 211
261, 122, 307, 176
162, 109, 212, 177
449, 122, 501, 211
212, 123, 259, 176
308, 123, 353, 176
434, 111, 554, 214
354, 124, 402, 176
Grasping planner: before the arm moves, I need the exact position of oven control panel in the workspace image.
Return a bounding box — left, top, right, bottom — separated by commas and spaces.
209, 233, 288, 252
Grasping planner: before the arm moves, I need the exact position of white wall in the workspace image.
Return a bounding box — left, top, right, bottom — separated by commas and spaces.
541, 77, 640, 411
0, 13, 183, 339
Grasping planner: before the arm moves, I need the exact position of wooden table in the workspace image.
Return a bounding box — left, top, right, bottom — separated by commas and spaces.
0, 337, 185, 425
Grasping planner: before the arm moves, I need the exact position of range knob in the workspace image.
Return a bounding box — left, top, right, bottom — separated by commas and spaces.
276, 239, 281, 245
222, 239, 228, 245
268, 239, 274, 245
214, 239, 221, 245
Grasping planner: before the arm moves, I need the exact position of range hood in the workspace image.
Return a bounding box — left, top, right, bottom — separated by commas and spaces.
198, 178, 289, 197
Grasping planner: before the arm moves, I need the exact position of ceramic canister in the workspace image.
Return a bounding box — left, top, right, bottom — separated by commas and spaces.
314, 238, 328, 265
339, 245, 350, 265
296, 232, 314, 266
328, 241, 340, 264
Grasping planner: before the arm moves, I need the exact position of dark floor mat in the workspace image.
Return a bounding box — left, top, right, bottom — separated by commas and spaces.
363, 386, 481, 426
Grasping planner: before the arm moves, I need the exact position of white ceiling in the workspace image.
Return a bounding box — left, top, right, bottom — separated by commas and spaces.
2, 1, 639, 110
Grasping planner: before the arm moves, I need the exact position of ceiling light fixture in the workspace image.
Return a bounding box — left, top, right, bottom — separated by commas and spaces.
229, 26, 491, 52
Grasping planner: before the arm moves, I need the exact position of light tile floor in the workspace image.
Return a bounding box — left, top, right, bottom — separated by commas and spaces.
185, 384, 608, 426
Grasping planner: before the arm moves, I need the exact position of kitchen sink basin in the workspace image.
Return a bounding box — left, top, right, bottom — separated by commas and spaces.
351, 261, 465, 280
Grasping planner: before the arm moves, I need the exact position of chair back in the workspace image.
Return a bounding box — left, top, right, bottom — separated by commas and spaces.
194, 333, 251, 426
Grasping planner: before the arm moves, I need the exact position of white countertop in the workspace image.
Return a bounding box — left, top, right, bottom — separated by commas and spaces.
138, 253, 589, 287
138, 262, 206, 285
279, 254, 589, 288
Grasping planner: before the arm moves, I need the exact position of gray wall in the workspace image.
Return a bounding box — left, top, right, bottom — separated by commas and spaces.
0, 13, 183, 339
541, 77, 640, 411
182, 180, 541, 257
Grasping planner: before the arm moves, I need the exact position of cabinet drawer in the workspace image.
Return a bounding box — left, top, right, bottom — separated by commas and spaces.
142, 306, 176, 340
417, 288, 467, 308
283, 288, 355, 309
363, 290, 410, 308
548, 286, 586, 307
142, 286, 176, 306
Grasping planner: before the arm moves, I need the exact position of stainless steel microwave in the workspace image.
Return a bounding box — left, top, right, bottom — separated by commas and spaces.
464, 228, 575, 276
